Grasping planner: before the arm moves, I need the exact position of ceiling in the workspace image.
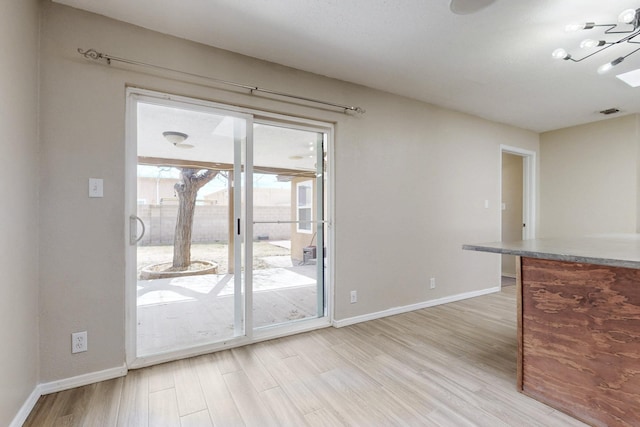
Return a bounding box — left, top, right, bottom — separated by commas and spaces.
137, 101, 322, 172
53, 0, 640, 132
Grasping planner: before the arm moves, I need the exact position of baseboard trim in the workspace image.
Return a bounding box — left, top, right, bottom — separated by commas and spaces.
10, 364, 128, 427
39, 364, 128, 395
332, 286, 501, 328
9, 386, 42, 427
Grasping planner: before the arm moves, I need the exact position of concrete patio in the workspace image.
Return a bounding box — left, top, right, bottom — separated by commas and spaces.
136, 260, 320, 356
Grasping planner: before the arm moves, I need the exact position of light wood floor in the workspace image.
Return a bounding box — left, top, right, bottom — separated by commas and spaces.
24, 286, 588, 426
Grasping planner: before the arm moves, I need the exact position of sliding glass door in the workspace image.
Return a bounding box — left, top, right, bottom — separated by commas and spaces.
132, 98, 249, 357
251, 122, 326, 329
127, 90, 329, 363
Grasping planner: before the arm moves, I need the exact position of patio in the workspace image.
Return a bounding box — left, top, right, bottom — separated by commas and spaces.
136, 256, 320, 356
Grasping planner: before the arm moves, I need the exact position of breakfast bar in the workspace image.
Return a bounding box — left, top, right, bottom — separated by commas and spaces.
463, 235, 640, 427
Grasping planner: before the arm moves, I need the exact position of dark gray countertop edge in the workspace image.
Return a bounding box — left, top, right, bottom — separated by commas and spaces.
462, 244, 640, 270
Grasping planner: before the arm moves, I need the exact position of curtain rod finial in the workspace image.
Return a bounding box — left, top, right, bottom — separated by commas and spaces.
77, 48, 103, 61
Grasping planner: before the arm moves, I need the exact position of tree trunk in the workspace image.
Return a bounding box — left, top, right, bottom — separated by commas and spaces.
172, 168, 218, 269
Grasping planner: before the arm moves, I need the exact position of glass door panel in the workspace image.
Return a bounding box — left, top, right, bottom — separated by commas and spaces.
134, 99, 247, 356
251, 122, 326, 329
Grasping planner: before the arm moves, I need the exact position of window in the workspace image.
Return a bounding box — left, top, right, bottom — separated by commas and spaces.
297, 180, 313, 233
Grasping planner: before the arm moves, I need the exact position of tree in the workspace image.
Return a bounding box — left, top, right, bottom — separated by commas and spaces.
172, 168, 218, 269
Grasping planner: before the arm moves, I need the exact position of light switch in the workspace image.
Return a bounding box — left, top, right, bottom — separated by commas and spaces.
484, 199, 489, 209
89, 178, 103, 198
501, 202, 507, 211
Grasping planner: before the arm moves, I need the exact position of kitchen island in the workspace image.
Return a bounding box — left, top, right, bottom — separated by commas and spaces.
464, 235, 640, 427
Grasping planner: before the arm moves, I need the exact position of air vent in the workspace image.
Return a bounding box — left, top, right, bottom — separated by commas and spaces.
600, 108, 620, 115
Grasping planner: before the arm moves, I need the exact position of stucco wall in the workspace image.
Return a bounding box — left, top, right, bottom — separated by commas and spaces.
38, 2, 539, 383
290, 177, 318, 261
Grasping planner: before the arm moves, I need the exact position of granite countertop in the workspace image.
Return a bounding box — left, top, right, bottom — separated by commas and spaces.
463, 234, 640, 269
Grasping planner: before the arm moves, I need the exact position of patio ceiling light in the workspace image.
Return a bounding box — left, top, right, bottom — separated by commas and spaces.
163, 131, 193, 149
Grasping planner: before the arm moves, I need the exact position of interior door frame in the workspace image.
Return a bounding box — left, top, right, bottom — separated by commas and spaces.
500, 145, 536, 241
499, 145, 535, 285
125, 87, 334, 368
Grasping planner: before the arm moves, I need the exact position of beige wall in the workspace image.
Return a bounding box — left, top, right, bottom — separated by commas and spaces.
206, 187, 291, 207
0, 0, 41, 424
540, 115, 639, 237
501, 153, 523, 277
37, 2, 539, 383
137, 177, 178, 205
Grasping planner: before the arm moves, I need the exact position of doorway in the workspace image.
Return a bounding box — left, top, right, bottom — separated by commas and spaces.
125, 89, 332, 366
500, 146, 536, 284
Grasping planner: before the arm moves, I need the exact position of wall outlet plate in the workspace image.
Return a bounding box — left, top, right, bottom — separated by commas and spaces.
72, 331, 87, 353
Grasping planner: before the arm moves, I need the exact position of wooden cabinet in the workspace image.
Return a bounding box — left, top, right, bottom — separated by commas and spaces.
517, 257, 640, 427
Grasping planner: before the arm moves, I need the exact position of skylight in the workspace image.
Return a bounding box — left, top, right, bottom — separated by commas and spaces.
616, 69, 640, 87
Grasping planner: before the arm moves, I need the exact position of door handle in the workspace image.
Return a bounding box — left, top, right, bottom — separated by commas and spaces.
130, 215, 145, 245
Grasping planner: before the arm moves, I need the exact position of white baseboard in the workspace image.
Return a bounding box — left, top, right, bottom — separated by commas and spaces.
10, 386, 42, 427
39, 364, 128, 395
11, 364, 128, 427
332, 286, 501, 328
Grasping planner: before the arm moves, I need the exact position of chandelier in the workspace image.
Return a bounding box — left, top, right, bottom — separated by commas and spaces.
552, 8, 640, 74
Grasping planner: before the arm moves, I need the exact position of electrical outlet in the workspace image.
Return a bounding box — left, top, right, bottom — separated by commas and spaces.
72, 331, 88, 354
430, 278, 436, 289
350, 290, 357, 304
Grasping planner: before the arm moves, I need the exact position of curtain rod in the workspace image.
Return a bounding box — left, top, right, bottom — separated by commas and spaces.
77, 48, 366, 114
